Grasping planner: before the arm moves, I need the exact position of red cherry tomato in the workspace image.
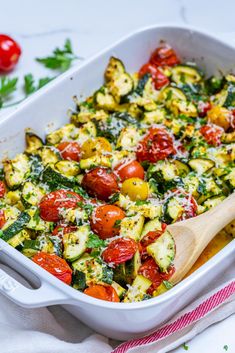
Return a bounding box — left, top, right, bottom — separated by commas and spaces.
141, 230, 164, 248
81, 167, 119, 201
197, 101, 212, 117
57, 141, 81, 162
90, 205, 125, 239
171, 189, 198, 221
0, 181, 6, 198
0, 35, 21, 72
0, 210, 6, 228
52, 224, 77, 237
84, 284, 120, 302
102, 238, 138, 265
39, 189, 83, 222
136, 128, 175, 163
139, 63, 169, 90
138, 258, 162, 294
114, 160, 145, 181
150, 44, 180, 67
32, 252, 72, 285
200, 124, 223, 146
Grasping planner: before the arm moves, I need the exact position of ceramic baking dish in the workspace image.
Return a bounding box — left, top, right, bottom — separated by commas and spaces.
0, 25, 234, 341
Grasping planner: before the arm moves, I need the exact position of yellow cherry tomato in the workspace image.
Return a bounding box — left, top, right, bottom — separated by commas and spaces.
207, 106, 231, 131
121, 177, 149, 201
81, 137, 112, 159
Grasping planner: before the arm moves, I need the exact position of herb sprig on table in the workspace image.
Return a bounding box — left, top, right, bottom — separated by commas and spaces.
0, 39, 81, 109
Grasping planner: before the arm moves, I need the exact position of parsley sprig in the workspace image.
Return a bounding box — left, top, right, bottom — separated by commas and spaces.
23, 74, 53, 96
0, 77, 18, 108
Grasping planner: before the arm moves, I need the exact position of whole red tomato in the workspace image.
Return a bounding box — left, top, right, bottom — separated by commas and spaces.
0, 210, 6, 228
0, 35, 21, 72
39, 189, 83, 222
200, 124, 223, 146
114, 160, 145, 181
84, 284, 120, 302
150, 44, 180, 67
136, 128, 175, 163
139, 63, 169, 90
57, 141, 81, 162
0, 181, 6, 198
90, 205, 125, 239
81, 167, 119, 201
102, 238, 138, 265
32, 252, 72, 285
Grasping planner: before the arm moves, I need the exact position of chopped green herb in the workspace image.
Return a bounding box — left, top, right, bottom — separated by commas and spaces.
0, 77, 18, 108
86, 232, 106, 249
163, 280, 173, 290
182, 343, 189, 351
113, 219, 122, 228
223, 345, 229, 351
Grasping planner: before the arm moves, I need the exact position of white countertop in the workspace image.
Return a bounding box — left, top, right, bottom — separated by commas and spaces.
1, 0, 235, 351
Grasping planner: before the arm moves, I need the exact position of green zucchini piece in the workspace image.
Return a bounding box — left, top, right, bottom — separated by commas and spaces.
29, 155, 44, 181
171, 65, 202, 84
140, 218, 162, 239
46, 124, 77, 145
146, 230, 175, 273
0, 212, 31, 242
113, 263, 126, 286
123, 275, 152, 302
119, 214, 145, 241
8, 229, 31, 248
125, 251, 141, 282
39, 146, 61, 165
72, 270, 86, 291
158, 86, 187, 102
224, 169, 235, 188
26, 207, 51, 232
25, 131, 44, 154
147, 161, 177, 182
164, 197, 184, 223
22, 235, 62, 257
223, 83, 235, 108
173, 160, 190, 177
22, 181, 45, 207
63, 225, 89, 262
105, 57, 125, 82
79, 155, 111, 170
111, 281, 126, 299
135, 74, 151, 96
3, 154, 30, 190
55, 160, 80, 177
188, 158, 215, 174
95, 88, 116, 110
202, 195, 226, 210
42, 166, 75, 189
108, 73, 133, 102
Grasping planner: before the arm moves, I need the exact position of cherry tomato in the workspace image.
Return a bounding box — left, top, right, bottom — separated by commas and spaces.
57, 141, 81, 162
138, 258, 162, 294
139, 63, 169, 90
141, 230, 164, 248
197, 101, 212, 117
90, 205, 125, 239
84, 284, 120, 302
136, 128, 175, 163
0, 210, 6, 228
171, 189, 197, 221
102, 238, 138, 265
39, 189, 83, 222
121, 177, 149, 201
0, 181, 6, 198
52, 224, 77, 237
81, 167, 119, 201
32, 252, 72, 285
200, 124, 223, 146
150, 44, 180, 67
0, 35, 21, 72
114, 160, 144, 181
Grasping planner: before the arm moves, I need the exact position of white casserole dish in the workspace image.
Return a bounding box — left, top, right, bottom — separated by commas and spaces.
0, 25, 234, 340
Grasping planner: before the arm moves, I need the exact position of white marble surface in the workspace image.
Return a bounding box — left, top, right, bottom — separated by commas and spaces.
0, 0, 235, 351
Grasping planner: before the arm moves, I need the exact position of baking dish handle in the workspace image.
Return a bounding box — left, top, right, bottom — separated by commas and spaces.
0, 267, 69, 308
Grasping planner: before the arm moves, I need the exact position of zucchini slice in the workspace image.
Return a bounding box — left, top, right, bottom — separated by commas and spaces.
95, 89, 117, 111
119, 214, 145, 241
173, 160, 190, 177
42, 166, 75, 189
146, 230, 175, 273
147, 161, 178, 182
25, 131, 44, 154
39, 146, 61, 166
46, 124, 77, 145
26, 207, 51, 232
123, 275, 152, 302
8, 229, 31, 248
202, 195, 226, 210
140, 218, 162, 239
22, 182, 45, 207
188, 158, 215, 174
79, 155, 111, 170
125, 251, 141, 282
171, 65, 202, 84
3, 154, 30, 190
111, 281, 126, 299
105, 57, 125, 82
72, 270, 87, 291
63, 225, 90, 262
55, 160, 80, 177
108, 73, 133, 102
164, 197, 184, 223
158, 86, 187, 103
0, 212, 31, 242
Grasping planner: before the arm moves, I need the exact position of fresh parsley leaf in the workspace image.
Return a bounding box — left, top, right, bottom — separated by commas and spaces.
163, 280, 173, 290
0, 77, 18, 108
109, 192, 120, 204
223, 345, 229, 351
135, 200, 149, 206
86, 233, 107, 249
36, 38, 78, 72
24, 74, 53, 96
182, 343, 189, 351
113, 219, 122, 228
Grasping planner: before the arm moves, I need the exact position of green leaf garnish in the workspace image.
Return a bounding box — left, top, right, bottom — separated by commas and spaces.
86, 233, 107, 249
0, 77, 18, 108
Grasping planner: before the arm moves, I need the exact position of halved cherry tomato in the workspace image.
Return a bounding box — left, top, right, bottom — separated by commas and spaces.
52, 224, 77, 237
84, 284, 120, 302
0, 210, 6, 228
200, 124, 223, 146
150, 44, 180, 67
39, 189, 83, 222
114, 160, 145, 181
81, 167, 119, 201
140, 223, 167, 259
102, 238, 138, 265
171, 189, 198, 221
0, 181, 6, 198
0, 34, 21, 72
32, 252, 72, 285
136, 128, 175, 163
90, 205, 125, 239
139, 63, 169, 90
57, 141, 81, 161
197, 101, 212, 117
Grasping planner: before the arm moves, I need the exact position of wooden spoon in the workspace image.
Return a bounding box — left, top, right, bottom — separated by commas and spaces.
167, 192, 235, 285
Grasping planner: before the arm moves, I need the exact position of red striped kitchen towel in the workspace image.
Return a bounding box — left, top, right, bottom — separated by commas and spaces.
112, 280, 235, 353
